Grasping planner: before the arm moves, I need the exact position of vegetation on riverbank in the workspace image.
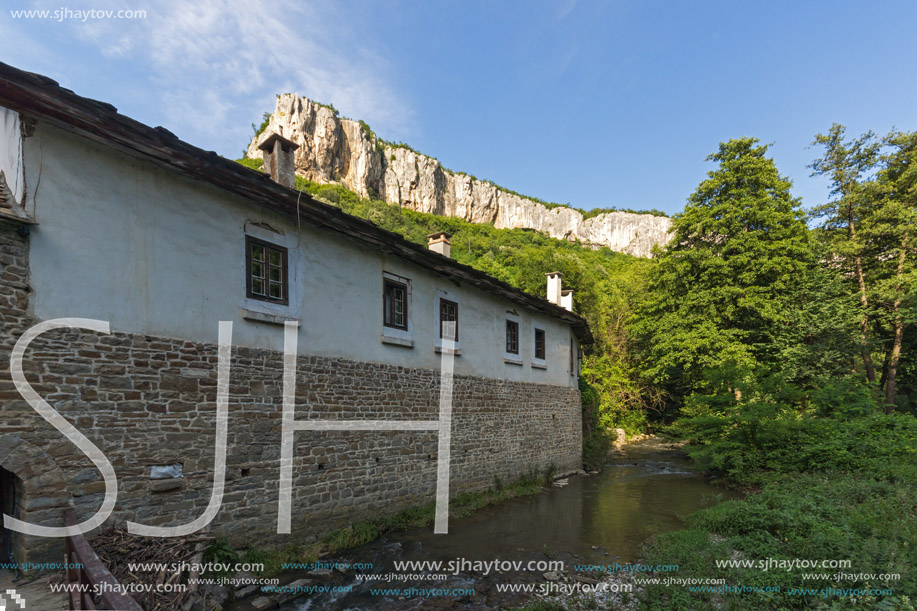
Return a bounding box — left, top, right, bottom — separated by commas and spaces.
513, 131, 915, 611
631, 132, 916, 609
236, 128, 913, 609
637, 408, 917, 609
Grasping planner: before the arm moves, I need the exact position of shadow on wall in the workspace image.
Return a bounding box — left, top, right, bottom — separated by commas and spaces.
0, 466, 17, 563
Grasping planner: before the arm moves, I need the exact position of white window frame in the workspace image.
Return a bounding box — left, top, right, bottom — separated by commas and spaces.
503, 312, 523, 365
381, 271, 413, 347
241, 221, 301, 325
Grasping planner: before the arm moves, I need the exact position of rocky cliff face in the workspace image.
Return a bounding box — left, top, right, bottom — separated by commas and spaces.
247, 94, 671, 257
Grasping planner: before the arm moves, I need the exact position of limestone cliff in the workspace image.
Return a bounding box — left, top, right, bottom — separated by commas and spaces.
247, 94, 671, 257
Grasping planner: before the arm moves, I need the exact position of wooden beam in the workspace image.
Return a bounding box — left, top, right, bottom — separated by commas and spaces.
65, 509, 143, 611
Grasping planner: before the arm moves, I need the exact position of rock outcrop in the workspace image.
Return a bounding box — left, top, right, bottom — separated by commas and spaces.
247, 95, 671, 257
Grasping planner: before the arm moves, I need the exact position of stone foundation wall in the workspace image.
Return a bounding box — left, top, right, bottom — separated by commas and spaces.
0, 221, 581, 556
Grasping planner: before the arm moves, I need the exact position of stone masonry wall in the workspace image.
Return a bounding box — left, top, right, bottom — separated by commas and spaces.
0, 221, 581, 555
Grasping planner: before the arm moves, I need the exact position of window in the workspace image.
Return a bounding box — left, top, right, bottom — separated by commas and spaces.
246, 236, 288, 305
439, 299, 459, 340
383, 279, 409, 330
506, 320, 519, 354
433, 292, 461, 354
381, 273, 413, 347
503, 312, 522, 364
534, 328, 546, 360
570, 338, 575, 374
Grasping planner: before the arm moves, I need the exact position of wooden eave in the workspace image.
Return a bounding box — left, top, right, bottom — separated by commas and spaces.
0, 62, 592, 343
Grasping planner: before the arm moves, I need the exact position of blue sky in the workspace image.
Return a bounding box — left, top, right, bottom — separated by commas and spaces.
2, 0, 916, 215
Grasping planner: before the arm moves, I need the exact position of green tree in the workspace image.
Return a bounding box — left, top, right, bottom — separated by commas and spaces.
866, 131, 917, 410
810, 124, 881, 381
642, 138, 810, 399
769, 254, 862, 395
581, 256, 662, 432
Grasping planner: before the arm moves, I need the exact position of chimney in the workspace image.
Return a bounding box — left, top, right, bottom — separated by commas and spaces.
257, 129, 300, 189
545, 272, 562, 306
560, 289, 574, 312
427, 231, 452, 257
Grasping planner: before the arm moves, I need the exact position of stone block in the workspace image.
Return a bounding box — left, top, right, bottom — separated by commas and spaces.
161, 374, 199, 392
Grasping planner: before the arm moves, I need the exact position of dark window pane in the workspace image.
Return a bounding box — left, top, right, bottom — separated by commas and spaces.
506, 320, 519, 354
535, 329, 546, 360
247, 236, 288, 304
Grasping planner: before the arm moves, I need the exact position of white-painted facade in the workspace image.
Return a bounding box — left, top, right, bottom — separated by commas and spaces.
0, 106, 24, 207
11, 118, 581, 387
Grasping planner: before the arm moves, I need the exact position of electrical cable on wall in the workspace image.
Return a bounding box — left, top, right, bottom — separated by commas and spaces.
30, 126, 43, 218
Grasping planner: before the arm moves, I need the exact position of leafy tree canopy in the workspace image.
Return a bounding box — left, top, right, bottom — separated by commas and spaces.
641, 138, 811, 397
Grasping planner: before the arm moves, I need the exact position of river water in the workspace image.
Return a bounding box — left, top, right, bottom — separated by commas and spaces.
266, 438, 740, 610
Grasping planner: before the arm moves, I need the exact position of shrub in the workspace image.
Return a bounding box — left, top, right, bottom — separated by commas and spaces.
641, 471, 917, 609
251, 112, 272, 138
202, 537, 239, 577
235, 157, 264, 172
581, 377, 612, 470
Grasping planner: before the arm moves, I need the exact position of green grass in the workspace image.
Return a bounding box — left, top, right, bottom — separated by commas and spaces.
635, 409, 917, 610
581, 206, 668, 219
640, 471, 917, 610
236, 157, 263, 171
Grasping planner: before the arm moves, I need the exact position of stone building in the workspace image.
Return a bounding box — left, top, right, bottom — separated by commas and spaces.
0, 62, 591, 564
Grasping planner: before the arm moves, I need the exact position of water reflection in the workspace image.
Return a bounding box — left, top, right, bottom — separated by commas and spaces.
260, 438, 741, 610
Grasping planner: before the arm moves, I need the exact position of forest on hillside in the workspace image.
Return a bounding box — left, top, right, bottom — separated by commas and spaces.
242, 125, 915, 427
239, 125, 915, 609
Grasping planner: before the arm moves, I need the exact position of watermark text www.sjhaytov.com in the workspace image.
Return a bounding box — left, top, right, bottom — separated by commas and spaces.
1, 561, 83, 571
9, 8, 146, 21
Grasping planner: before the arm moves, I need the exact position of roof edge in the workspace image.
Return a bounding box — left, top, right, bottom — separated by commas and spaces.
0, 62, 593, 344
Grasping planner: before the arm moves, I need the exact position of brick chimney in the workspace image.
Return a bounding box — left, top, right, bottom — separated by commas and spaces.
428, 231, 452, 257
546, 272, 562, 306
257, 128, 300, 189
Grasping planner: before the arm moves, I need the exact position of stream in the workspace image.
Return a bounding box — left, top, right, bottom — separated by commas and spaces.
240, 438, 740, 610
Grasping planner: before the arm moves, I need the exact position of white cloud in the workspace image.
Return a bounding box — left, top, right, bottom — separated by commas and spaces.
41, 0, 411, 155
